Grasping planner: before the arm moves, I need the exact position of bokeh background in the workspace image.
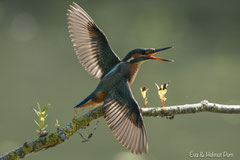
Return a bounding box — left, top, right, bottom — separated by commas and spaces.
1, 0, 240, 159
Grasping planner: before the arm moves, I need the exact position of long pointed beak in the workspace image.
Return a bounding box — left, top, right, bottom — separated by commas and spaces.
147, 46, 174, 62
154, 46, 173, 52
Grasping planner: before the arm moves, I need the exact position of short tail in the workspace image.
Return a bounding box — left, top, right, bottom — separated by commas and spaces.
74, 94, 92, 108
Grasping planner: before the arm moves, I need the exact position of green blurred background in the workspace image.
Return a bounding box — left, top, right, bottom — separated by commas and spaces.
1, 0, 240, 159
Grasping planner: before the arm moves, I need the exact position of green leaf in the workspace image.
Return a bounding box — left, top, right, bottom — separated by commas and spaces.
42, 104, 50, 112
43, 114, 48, 119
33, 108, 39, 116
37, 102, 41, 111
42, 124, 48, 131
34, 120, 40, 127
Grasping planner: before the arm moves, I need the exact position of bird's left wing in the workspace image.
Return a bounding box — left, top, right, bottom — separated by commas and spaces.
67, 2, 120, 79
103, 80, 148, 154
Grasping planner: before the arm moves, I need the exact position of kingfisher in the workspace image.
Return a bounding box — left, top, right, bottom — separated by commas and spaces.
67, 2, 173, 154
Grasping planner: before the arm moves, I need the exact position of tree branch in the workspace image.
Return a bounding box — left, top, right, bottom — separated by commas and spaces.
1, 100, 240, 160
142, 100, 240, 117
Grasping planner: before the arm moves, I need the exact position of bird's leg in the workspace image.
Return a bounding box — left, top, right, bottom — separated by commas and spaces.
78, 120, 99, 142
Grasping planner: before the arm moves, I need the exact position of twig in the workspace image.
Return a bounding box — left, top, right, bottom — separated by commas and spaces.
1, 100, 240, 160
78, 120, 99, 142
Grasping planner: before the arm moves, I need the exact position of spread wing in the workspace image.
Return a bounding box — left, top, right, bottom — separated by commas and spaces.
67, 2, 120, 79
103, 80, 148, 154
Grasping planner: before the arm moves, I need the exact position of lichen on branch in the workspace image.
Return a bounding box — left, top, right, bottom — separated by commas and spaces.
1, 100, 240, 160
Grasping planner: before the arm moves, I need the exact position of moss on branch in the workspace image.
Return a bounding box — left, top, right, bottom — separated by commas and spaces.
1, 100, 240, 160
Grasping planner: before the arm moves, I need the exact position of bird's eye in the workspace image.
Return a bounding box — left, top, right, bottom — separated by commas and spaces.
150, 48, 155, 52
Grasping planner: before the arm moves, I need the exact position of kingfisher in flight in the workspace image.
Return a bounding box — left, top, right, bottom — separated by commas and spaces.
67, 2, 173, 154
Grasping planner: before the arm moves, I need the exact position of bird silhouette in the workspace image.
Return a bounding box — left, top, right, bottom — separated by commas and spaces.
67, 2, 173, 154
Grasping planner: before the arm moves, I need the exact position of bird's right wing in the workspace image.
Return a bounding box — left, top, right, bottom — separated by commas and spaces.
67, 2, 120, 79
103, 80, 148, 154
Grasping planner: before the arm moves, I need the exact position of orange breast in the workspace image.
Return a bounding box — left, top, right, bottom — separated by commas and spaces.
128, 63, 141, 85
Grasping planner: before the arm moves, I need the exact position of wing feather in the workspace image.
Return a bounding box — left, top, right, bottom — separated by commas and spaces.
67, 2, 120, 79
103, 81, 148, 154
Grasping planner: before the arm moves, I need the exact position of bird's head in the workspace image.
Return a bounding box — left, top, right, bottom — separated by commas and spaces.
123, 47, 174, 63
